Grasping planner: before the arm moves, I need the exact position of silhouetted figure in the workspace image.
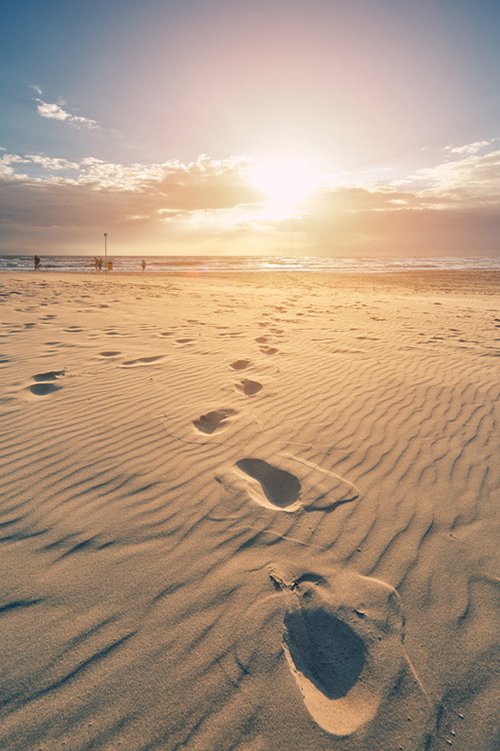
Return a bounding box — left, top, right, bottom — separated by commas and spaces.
141, 259, 146, 272
34, 255, 41, 271
94, 257, 99, 271
97, 257, 103, 271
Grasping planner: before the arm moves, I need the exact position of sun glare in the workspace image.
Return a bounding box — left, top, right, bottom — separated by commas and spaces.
248, 157, 319, 210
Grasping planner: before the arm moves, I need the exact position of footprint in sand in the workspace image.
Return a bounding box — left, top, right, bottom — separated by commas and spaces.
235, 379, 263, 396
120, 355, 164, 367
33, 370, 65, 382
236, 459, 301, 510
230, 359, 252, 370
99, 351, 121, 358
29, 382, 63, 396
260, 346, 278, 355
193, 408, 237, 434
222, 455, 358, 513
271, 566, 430, 740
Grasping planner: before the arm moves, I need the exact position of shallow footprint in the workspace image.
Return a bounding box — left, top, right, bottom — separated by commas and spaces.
99, 351, 121, 358
120, 355, 164, 367
33, 370, 65, 381
230, 359, 252, 370
193, 408, 237, 434
235, 379, 263, 396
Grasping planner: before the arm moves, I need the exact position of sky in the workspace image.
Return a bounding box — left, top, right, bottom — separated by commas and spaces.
1, 0, 499, 257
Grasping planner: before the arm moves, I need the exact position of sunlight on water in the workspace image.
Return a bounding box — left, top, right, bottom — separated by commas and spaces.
1, 255, 499, 274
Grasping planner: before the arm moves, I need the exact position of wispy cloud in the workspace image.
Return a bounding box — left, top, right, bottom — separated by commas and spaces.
402, 149, 500, 207
36, 98, 98, 129
444, 139, 496, 156
30, 84, 43, 96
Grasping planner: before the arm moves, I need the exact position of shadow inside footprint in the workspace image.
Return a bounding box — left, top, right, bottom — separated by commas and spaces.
230, 359, 252, 370
285, 608, 366, 699
33, 370, 65, 381
193, 408, 237, 434
29, 383, 62, 396
236, 379, 263, 396
236, 458, 301, 508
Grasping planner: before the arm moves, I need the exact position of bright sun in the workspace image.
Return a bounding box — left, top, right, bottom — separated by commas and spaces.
248, 157, 319, 209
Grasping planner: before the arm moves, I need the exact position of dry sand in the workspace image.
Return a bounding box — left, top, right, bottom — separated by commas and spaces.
0, 270, 498, 751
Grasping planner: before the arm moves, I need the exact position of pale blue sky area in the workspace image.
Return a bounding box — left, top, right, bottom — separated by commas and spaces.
1, 0, 499, 165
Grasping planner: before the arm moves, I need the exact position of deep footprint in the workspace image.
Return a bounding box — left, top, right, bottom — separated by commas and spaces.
235, 458, 301, 510
274, 567, 432, 742
29, 383, 63, 396
193, 408, 237, 434
236, 379, 263, 396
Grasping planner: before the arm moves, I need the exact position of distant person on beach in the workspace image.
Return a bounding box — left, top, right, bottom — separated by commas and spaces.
94, 257, 99, 271
97, 258, 103, 271
141, 259, 146, 272
34, 255, 41, 271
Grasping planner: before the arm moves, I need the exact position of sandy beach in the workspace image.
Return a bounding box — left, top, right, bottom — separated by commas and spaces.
0, 269, 498, 751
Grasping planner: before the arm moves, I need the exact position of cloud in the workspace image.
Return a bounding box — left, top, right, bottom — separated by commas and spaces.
444, 139, 495, 156
36, 99, 98, 129
406, 149, 500, 206
30, 84, 43, 96
1, 148, 499, 257
25, 155, 80, 171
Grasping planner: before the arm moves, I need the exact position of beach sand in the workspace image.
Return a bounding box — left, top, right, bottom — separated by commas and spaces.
0, 270, 498, 751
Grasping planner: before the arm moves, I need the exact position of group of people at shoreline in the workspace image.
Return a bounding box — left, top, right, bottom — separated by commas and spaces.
93, 258, 147, 271
33, 255, 148, 272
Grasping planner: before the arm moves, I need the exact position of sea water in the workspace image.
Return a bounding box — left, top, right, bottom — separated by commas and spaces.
1, 255, 499, 273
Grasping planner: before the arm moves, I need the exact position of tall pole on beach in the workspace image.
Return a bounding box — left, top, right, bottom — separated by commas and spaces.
104, 232, 108, 271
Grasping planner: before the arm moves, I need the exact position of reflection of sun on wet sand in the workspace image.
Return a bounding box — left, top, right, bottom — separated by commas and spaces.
0, 269, 498, 751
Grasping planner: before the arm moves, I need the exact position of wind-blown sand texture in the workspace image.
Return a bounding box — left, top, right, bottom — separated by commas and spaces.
0, 270, 498, 751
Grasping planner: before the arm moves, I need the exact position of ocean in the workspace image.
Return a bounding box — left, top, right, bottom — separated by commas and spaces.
1, 254, 499, 274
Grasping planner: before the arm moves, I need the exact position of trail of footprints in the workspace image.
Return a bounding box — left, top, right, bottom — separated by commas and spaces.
30, 309, 414, 740
190, 345, 423, 740
6, 290, 434, 741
